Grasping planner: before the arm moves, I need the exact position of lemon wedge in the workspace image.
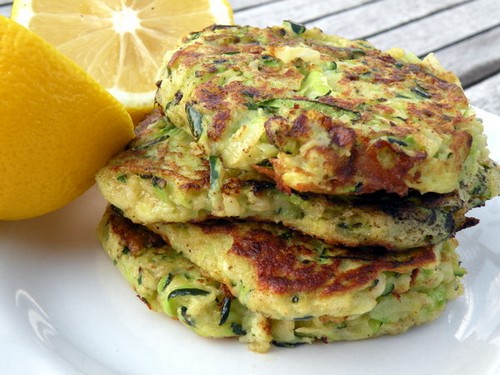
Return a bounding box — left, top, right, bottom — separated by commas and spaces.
0, 16, 134, 220
11, 0, 234, 122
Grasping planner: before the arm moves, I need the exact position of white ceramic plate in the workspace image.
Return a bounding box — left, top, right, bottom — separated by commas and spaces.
1, 109, 500, 375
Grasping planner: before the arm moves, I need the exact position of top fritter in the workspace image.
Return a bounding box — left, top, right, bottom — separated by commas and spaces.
155, 21, 493, 197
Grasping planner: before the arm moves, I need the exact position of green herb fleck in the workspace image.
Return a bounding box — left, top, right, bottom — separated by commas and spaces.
285, 20, 306, 35
349, 48, 366, 59
242, 90, 255, 98
186, 103, 204, 140
219, 297, 232, 326
188, 31, 201, 41
272, 341, 306, 348
279, 230, 294, 241
381, 282, 394, 296
354, 182, 364, 193
337, 222, 349, 229
209, 156, 220, 189
294, 315, 313, 321
110, 205, 124, 216
180, 306, 196, 327
244, 99, 279, 112
412, 86, 431, 99
261, 55, 280, 67
168, 288, 210, 300
326, 61, 337, 70
161, 273, 173, 291
117, 174, 127, 183
231, 322, 247, 336
387, 137, 408, 147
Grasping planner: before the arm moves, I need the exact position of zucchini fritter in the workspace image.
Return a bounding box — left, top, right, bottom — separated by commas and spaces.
97, 113, 488, 250
99, 207, 465, 352
150, 219, 464, 321
96, 112, 483, 250
156, 22, 497, 197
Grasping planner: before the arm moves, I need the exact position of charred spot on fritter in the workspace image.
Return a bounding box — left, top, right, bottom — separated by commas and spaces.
193, 220, 437, 295
108, 206, 167, 257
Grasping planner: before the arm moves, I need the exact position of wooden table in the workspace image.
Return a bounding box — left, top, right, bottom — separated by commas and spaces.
2, 0, 499, 116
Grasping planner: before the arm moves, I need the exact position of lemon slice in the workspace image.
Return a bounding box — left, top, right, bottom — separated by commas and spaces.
0, 16, 134, 220
11, 0, 234, 122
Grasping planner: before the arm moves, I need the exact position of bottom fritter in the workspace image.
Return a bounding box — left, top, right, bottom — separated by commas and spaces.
97, 206, 465, 353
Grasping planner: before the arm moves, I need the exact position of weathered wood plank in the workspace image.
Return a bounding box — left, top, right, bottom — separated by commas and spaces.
434, 26, 500, 88
466, 74, 500, 116
233, 0, 375, 27
0, 4, 10, 16
310, 0, 468, 40
230, 0, 281, 12
368, 0, 500, 56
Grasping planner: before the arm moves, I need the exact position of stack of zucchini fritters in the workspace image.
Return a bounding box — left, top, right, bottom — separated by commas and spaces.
96, 22, 500, 352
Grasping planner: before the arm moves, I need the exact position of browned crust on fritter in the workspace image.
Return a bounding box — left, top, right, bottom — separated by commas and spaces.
107, 206, 167, 257
161, 25, 474, 195
263, 103, 472, 195
109, 156, 209, 192
105, 112, 210, 194
199, 221, 437, 295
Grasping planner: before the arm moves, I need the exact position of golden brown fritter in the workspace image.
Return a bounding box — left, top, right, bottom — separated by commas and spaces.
99, 207, 465, 351
156, 22, 495, 197
150, 219, 463, 320
96, 112, 482, 250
